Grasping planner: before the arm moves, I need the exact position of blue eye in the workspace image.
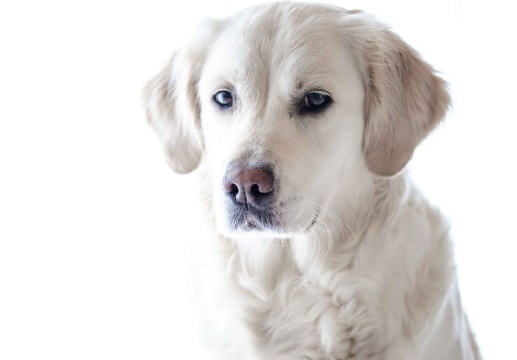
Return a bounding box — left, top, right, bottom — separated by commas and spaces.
214, 90, 233, 108
303, 92, 331, 110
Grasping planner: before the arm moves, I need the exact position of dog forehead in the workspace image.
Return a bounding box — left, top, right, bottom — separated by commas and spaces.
204, 7, 349, 93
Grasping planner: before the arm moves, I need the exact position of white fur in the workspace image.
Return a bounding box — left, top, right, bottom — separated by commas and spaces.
144, 2, 481, 359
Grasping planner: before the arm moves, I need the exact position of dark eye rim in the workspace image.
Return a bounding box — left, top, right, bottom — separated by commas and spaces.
300, 91, 332, 113
213, 90, 234, 109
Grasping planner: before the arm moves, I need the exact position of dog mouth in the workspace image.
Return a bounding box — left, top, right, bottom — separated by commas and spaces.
241, 214, 264, 231
225, 201, 320, 235
227, 204, 278, 232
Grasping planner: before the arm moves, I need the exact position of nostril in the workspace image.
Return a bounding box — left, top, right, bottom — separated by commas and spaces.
256, 181, 274, 195
250, 184, 260, 197
224, 182, 244, 203
229, 183, 239, 197
226, 182, 247, 204
223, 182, 239, 195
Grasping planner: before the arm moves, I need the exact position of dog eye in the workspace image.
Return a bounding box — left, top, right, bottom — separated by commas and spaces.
303, 92, 331, 110
303, 92, 330, 110
213, 90, 233, 108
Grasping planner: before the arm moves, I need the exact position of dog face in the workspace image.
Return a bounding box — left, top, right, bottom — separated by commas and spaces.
144, 3, 449, 239
197, 14, 366, 238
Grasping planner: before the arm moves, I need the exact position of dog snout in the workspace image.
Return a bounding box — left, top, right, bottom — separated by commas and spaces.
223, 165, 274, 206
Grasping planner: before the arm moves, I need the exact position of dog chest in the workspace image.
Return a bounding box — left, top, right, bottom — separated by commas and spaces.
210, 256, 383, 359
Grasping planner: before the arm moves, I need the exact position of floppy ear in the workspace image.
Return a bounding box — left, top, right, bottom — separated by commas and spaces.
143, 19, 226, 174
360, 26, 450, 176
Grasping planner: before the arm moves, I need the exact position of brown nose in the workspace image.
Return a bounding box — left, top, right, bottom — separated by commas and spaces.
223, 166, 274, 205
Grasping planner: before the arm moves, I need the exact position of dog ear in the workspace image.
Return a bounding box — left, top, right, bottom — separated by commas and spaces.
143, 19, 226, 174
360, 26, 450, 177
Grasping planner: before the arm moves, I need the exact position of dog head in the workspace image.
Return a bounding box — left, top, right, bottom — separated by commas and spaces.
144, 2, 449, 239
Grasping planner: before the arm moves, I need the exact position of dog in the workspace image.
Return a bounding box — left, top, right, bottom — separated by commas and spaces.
143, 2, 481, 359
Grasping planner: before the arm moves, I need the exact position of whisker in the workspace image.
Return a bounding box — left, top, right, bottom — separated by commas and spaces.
304, 41, 332, 71
306, 60, 351, 79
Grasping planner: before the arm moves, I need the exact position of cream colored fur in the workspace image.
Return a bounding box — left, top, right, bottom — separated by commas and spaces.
143, 2, 481, 359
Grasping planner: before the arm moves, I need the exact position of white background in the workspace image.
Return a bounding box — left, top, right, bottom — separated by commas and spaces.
1, 0, 516, 359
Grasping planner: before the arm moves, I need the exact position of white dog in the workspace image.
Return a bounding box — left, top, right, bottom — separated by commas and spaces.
144, 2, 481, 359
